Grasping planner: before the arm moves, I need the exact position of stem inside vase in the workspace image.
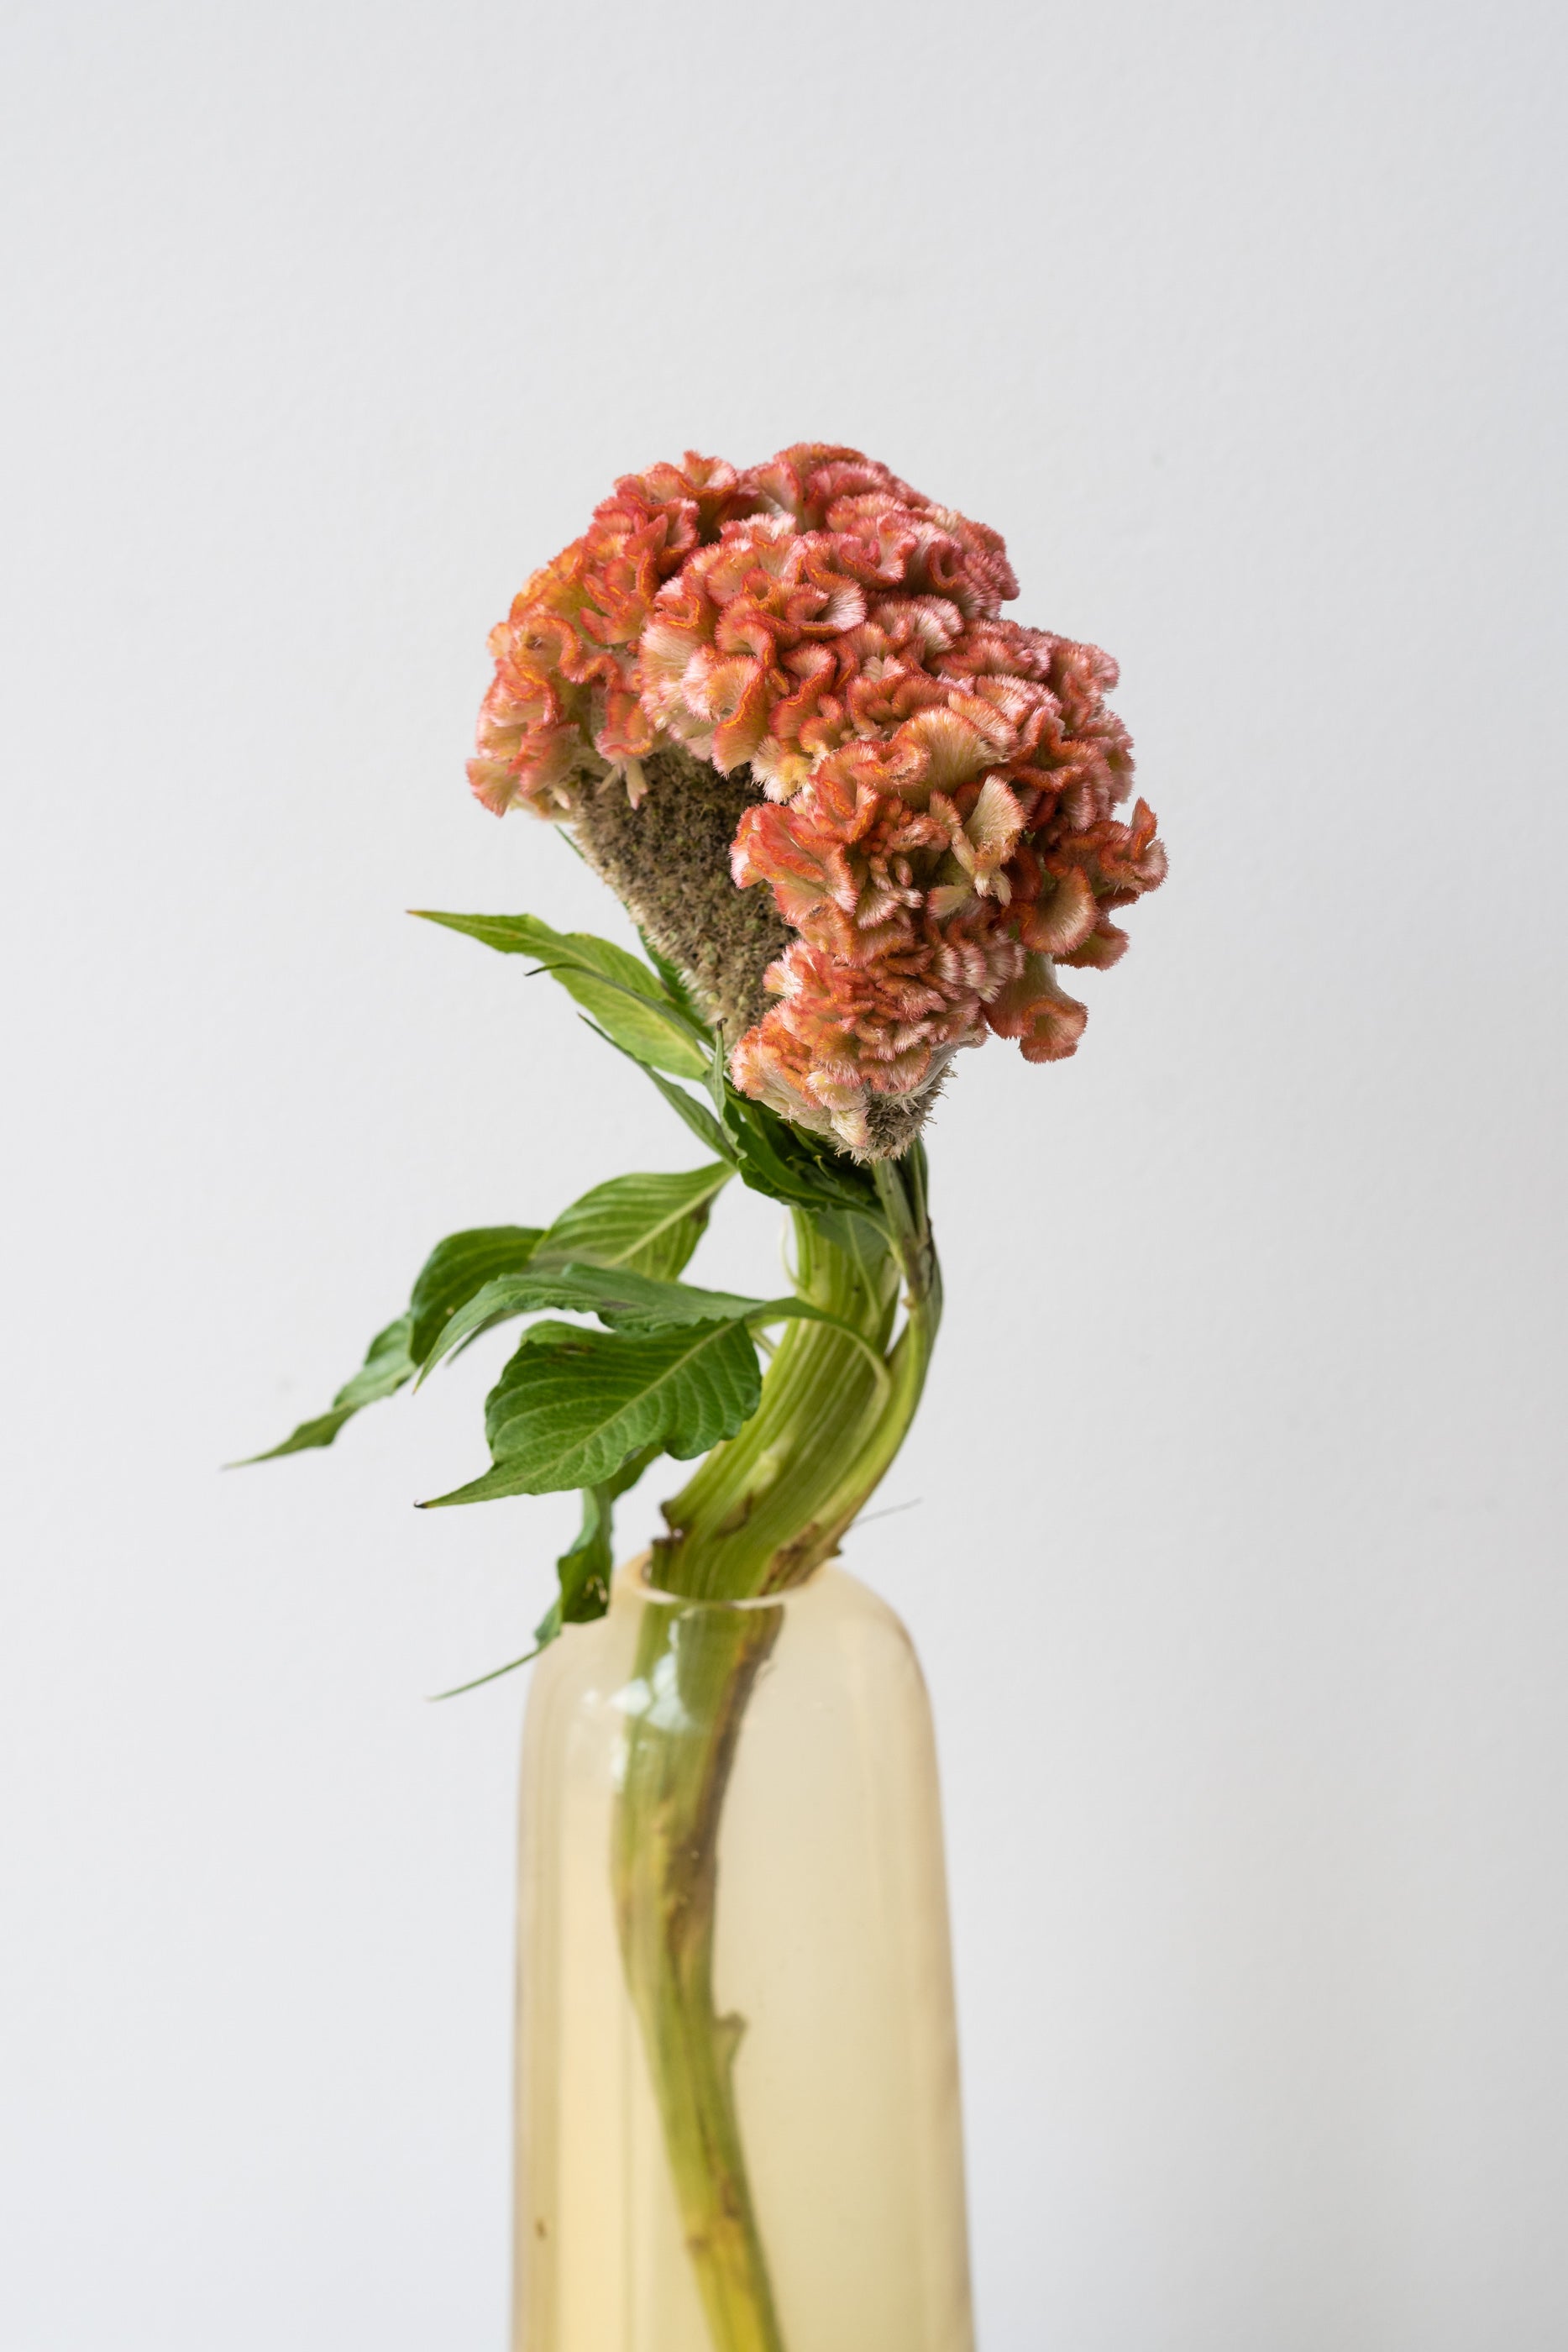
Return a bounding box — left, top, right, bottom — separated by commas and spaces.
611, 1596, 787, 2352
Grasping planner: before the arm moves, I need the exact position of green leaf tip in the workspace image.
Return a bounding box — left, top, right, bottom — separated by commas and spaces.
230, 1315, 417, 1464
427, 1645, 543, 1701
235, 1226, 546, 1463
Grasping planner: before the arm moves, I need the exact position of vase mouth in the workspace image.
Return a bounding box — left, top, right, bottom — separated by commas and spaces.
616, 1551, 829, 1613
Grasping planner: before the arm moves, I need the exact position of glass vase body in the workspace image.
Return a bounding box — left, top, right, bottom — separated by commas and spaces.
512, 1557, 974, 2352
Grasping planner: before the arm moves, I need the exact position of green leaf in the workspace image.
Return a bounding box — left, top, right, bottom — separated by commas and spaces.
239, 1226, 545, 1465
616, 1053, 736, 1160
549, 1443, 660, 1630
722, 1089, 883, 1220
533, 1165, 731, 1283
534, 1436, 662, 1646
408, 1226, 544, 1362
687, 1033, 884, 1223
421, 1263, 776, 1376
235, 1314, 416, 1461
539, 1485, 612, 1641
603, 1441, 663, 1504
616, 1020, 878, 1233
412, 909, 712, 1079
421, 1316, 763, 1504
427, 1644, 543, 1700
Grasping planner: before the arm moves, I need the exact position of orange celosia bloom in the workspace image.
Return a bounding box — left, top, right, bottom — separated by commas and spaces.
471, 446, 1166, 1155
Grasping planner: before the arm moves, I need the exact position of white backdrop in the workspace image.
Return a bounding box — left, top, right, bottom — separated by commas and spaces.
4, 4, 1565, 2347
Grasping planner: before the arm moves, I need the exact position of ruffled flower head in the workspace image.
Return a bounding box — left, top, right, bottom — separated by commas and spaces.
471, 445, 1166, 1158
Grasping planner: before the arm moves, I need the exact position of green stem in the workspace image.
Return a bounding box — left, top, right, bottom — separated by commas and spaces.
610, 1152, 942, 2350
611, 1599, 787, 2352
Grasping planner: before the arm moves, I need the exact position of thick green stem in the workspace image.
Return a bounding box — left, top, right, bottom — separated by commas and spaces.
611, 1155, 942, 2350
653, 1213, 897, 1599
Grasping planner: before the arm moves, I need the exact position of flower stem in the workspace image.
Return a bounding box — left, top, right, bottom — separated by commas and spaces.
611, 1599, 787, 2352
610, 1153, 941, 2349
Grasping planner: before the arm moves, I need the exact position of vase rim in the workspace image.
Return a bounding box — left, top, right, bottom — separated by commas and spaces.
615, 1551, 831, 1614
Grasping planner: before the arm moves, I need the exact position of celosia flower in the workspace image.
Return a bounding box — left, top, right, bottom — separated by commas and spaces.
471, 446, 1165, 1158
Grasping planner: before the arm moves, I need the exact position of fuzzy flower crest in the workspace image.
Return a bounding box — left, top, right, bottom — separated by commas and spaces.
471, 445, 1165, 1156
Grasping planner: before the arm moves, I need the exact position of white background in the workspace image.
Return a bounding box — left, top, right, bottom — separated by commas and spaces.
3, 4, 1565, 2346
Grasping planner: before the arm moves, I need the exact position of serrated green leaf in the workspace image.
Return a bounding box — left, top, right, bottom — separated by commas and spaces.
412, 909, 711, 1079
236, 1314, 416, 1462
533, 1165, 731, 1283
408, 1226, 544, 1362
421, 1316, 763, 1504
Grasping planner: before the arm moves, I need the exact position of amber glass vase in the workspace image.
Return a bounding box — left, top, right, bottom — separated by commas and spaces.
512, 1554, 974, 2352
